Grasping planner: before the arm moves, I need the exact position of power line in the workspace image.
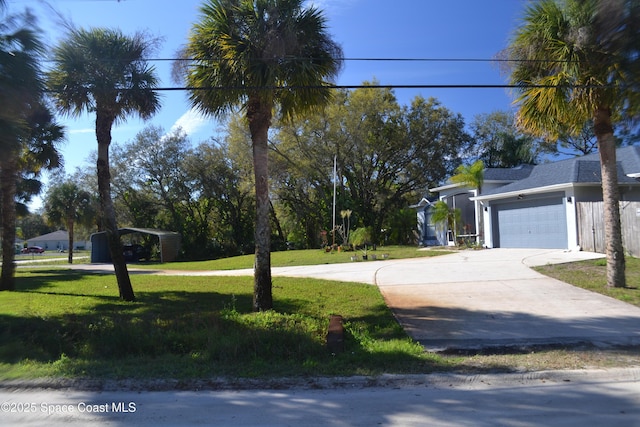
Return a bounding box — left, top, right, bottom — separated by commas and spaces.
151, 84, 537, 91
44, 83, 619, 93
41, 55, 568, 64
145, 56, 566, 64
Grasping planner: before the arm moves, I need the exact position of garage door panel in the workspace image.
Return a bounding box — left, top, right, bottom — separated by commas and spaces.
494, 197, 567, 249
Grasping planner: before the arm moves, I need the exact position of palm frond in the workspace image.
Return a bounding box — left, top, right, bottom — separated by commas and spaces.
450, 160, 484, 192
507, 0, 639, 137
47, 27, 161, 123
183, 0, 343, 120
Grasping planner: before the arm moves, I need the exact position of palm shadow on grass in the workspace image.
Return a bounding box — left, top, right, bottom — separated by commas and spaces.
0, 270, 513, 380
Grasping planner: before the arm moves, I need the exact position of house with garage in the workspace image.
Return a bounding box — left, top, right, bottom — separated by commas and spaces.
417, 145, 640, 256
414, 164, 535, 246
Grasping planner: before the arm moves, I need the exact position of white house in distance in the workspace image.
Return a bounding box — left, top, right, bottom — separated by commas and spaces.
24, 230, 90, 252
416, 145, 640, 256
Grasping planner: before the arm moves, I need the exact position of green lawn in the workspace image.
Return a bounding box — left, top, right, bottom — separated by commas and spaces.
133, 246, 453, 271
0, 263, 454, 380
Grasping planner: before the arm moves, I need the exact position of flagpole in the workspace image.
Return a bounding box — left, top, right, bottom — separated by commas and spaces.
332, 155, 337, 247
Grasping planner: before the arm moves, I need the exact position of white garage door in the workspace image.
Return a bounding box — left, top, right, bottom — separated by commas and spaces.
494, 197, 568, 249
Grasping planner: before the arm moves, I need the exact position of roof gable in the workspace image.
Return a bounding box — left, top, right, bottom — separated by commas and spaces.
28, 230, 69, 241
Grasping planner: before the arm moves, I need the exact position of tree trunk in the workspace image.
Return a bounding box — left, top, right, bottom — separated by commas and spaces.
96, 112, 135, 301
594, 107, 626, 288
0, 154, 18, 291
66, 217, 74, 264
248, 99, 273, 311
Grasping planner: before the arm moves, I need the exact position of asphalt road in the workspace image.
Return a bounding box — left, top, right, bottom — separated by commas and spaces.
2, 369, 640, 426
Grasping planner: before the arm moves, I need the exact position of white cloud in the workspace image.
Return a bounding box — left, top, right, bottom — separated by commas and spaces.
170, 108, 209, 136
68, 128, 95, 135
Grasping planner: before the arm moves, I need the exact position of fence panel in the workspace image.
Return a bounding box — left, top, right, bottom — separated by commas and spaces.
577, 201, 640, 257
621, 202, 640, 258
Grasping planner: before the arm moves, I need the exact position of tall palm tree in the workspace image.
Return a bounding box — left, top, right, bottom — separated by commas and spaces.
180, 0, 342, 311
44, 181, 94, 264
48, 28, 161, 301
507, 0, 640, 288
0, 11, 49, 291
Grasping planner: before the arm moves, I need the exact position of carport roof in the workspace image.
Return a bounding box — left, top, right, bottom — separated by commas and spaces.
91, 228, 181, 263
475, 145, 640, 201
118, 227, 180, 237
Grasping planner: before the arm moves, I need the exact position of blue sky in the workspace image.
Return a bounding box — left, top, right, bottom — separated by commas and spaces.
10, 0, 529, 204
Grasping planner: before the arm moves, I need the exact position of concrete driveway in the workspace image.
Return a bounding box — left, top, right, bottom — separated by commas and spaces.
372, 248, 640, 352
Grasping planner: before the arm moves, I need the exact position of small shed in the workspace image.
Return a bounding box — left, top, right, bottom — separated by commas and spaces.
91, 228, 181, 263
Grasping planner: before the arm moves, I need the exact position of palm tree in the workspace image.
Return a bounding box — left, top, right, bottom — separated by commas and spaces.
17, 102, 64, 209
507, 0, 640, 288
3, 103, 64, 291
0, 11, 49, 291
431, 200, 461, 245
450, 160, 484, 245
450, 160, 484, 194
179, 0, 342, 311
47, 28, 161, 301
44, 181, 94, 264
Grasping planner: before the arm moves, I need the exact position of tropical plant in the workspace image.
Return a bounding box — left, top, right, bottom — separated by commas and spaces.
0, 11, 53, 291
44, 181, 94, 264
47, 28, 161, 301
178, 0, 343, 311
349, 226, 372, 256
431, 200, 461, 244
338, 209, 352, 247
449, 160, 484, 245
506, 0, 640, 288
450, 160, 485, 194
16, 102, 64, 210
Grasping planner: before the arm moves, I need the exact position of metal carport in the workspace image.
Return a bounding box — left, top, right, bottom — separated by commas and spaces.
90, 228, 181, 263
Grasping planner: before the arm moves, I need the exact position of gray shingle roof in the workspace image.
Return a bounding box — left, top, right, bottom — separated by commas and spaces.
484, 164, 535, 181
480, 145, 640, 196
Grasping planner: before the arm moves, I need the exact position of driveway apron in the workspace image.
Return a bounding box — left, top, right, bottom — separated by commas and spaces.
374, 248, 640, 352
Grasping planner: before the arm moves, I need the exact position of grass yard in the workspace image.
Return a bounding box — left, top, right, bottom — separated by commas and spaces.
0, 268, 454, 380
